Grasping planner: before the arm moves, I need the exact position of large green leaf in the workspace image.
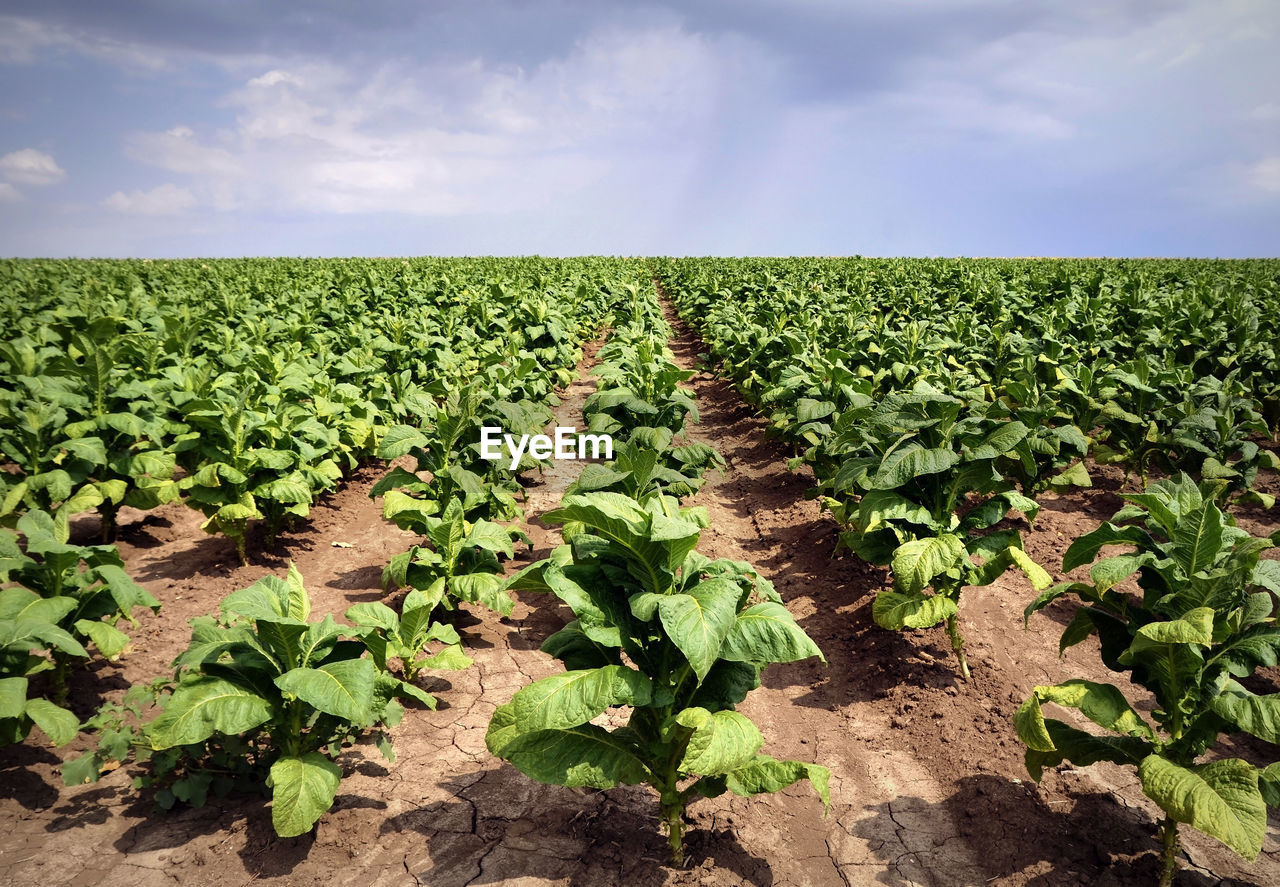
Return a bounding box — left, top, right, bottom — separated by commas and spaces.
866, 446, 960, 490
0, 677, 26, 719
891, 534, 965, 594
723, 755, 831, 811
718, 602, 823, 665
872, 589, 957, 630
24, 698, 79, 746
221, 575, 307, 625
676, 707, 764, 776
1016, 681, 1155, 749
497, 723, 651, 789
545, 493, 700, 594
1210, 688, 1280, 744
1126, 607, 1214, 658
1138, 756, 1266, 860
1170, 503, 1225, 577
274, 659, 375, 723
657, 578, 739, 682
0, 588, 77, 624
507, 665, 651, 733
74, 619, 131, 660
1062, 523, 1152, 572
148, 676, 274, 748
268, 752, 341, 838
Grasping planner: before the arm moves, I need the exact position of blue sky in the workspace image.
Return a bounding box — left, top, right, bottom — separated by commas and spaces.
0, 0, 1277, 257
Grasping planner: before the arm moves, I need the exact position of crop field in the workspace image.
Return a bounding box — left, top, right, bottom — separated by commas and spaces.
1, 256, 1278, 887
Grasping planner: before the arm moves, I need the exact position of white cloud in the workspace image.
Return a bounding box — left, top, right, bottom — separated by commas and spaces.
0, 14, 170, 69
1250, 103, 1280, 121
1248, 156, 1280, 193
102, 183, 197, 215
0, 148, 66, 185
0, 182, 21, 203
122, 25, 758, 216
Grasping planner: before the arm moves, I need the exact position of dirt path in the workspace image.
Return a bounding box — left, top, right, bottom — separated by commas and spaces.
2, 307, 1278, 887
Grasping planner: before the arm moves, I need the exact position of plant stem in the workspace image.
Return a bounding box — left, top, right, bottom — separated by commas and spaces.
661, 794, 686, 866
945, 614, 971, 681
1157, 817, 1180, 887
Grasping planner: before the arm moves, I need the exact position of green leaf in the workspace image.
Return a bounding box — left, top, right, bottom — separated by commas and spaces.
1048, 461, 1091, 491
719, 602, 824, 664
268, 752, 341, 838
1210, 688, 1280, 744
1062, 523, 1152, 572
872, 589, 957, 630
284, 562, 311, 622
1021, 718, 1152, 781
148, 676, 274, 749
494, 722, 651, 789
724, 755, 831, 811
1128, 607, 1214, 657
1170, 502, 1224, 577
0, 588, 77, 624
74, 619, 131, 660
1020, 681, 1156, 744
344, 602, 399, 633
24, 697, 80, 746
1008, 547, 1052, 591
0, 677, 26, 719
274, 659, 375, 723
676, 707, 764, 776
657, 578, 740, 682
1138, 756, 1266, 860
1259, 762, 1280, 808
966, 421, 1030, 460
507, 666, 651, 733
867, 446, 960, 490
891, 534, 966, 594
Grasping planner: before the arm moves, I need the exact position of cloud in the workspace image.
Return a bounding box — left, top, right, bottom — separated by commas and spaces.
0, 182, 21, 203
0, 148, 66, 185
0, 13, 171, 69
1249, 157, 1280, 193
122, 25, 762, 216
102, 183, 196, 214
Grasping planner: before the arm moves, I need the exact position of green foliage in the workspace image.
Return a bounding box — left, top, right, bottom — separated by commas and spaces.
819, 383, 1050, 678
345, 592, 473, 683
380, 497, 517, 616
487, 492, 828, 863
64, 565, 430, 837
1, 508, 157, 704
1018, 475, 1280, 875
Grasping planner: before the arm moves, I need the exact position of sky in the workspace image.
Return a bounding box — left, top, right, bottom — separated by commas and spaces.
0, 0, 1277, 258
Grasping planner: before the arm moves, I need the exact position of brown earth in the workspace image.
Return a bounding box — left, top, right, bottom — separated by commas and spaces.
2, 307, 1278, 887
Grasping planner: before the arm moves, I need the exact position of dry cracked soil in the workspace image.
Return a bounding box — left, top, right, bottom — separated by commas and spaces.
2, 305, 1278, 887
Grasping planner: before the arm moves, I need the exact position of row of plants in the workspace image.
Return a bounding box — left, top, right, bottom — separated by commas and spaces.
0, 258, 651, 835
5, 272, 831, 862
0, 258, 636, 562
487, 281, 828, 863
654, 258, 1280, 883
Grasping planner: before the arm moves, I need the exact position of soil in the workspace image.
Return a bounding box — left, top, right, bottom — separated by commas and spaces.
2, 302, 1278, 887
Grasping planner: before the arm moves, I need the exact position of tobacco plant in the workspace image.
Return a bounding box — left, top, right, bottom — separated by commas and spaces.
487, 492, 829, 864
65, 565, 430, 837
1019, 475, 1280, 886
1, 509, 158, 702
821, 384, 1050, 678
380, 497, 518, 616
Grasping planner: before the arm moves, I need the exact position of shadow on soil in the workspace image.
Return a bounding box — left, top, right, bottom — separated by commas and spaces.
385, 767, 774, 887
851, 773, 1229, 887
